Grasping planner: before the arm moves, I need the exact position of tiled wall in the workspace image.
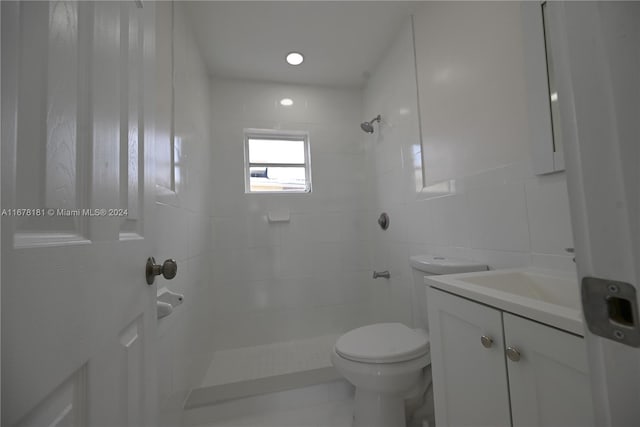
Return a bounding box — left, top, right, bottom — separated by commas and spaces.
364, 5, 575, 326
208, 78, 374, 350
154, 3, 215, 425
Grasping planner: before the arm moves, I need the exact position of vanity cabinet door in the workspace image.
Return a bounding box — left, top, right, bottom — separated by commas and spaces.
504, 313, 595, 427
427, 288, 511, 427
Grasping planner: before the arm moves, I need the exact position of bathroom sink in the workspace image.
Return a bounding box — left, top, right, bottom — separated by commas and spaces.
425, 268, 584, 335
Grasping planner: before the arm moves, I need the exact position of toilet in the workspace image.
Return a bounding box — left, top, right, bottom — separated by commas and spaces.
332, 255, 488, 427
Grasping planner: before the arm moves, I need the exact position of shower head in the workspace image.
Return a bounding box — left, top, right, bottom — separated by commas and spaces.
360, 121, 374, 134
360, 115, 381, 134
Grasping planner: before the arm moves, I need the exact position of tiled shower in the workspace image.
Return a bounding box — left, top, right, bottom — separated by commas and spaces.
155, 2, 576, 425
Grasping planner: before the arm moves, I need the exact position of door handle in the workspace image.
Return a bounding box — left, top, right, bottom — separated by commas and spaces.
146, 257, 178, 285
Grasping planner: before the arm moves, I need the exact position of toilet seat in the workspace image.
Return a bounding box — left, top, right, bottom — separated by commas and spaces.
335, 323, 429, 364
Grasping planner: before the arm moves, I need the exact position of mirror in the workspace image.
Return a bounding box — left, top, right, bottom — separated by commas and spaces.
522, 1, 565, 175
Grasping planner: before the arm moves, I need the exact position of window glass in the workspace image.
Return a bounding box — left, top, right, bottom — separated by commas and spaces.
245, 132, 311, 193
248, 139, 305, 164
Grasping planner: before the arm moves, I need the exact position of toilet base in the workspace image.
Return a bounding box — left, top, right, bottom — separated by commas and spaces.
353, 388, 406, 427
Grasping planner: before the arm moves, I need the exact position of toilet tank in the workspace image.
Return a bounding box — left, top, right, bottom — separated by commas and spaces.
409, 255, 488, 331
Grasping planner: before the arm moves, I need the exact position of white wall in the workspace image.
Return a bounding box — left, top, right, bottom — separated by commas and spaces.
364, 4, 575, 326
154, 3, 214, 425
208, 78, 375, 350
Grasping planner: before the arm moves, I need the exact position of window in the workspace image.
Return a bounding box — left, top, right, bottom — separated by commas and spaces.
244, 130, 312, 193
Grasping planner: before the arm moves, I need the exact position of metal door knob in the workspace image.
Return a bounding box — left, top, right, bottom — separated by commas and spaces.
146, 257, 178, 285
506, 346, 521, 362
480, 335, 494, 348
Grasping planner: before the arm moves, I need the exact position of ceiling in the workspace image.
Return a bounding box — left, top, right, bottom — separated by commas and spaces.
184, 1, 418, 88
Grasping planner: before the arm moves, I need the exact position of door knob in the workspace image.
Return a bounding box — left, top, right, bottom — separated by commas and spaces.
506, 346, 521, 362
146, 257, 178, 285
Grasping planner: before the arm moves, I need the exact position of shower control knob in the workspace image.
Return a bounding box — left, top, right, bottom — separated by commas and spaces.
480, 335, 494, 348
146, 257, 178, 285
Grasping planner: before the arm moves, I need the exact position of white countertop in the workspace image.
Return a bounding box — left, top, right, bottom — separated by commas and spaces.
426, 268, 584, 336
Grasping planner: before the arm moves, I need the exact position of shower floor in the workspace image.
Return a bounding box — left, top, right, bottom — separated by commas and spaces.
185, 334, 342, 410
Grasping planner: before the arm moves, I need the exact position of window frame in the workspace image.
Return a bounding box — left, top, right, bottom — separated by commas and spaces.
243, 129, 312, 194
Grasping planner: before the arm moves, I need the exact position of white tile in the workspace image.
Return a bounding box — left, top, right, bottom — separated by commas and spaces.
156, 202, 189, 262
155, 8, 215, 416
278, 214, 313, 247
209, 302, 372, 351
375, 169, 405, 207
310, 243, 343, 276
212, 216, 248, 250
387, 242, 411, 280
428, 194, 471, 247
188, 212, 212, 259
278, 243, 314, 279
386, 281, 413, 326
188, 391, 353, 427
211, 280, 268, 314
339, 211, 366, 245
211, 248, 245, 283
407, 200, 432, 245
313, 272, 371, 307
468, 182, 531, 252
274, 276, 316, 309
245, 246, 279, 281
310, 125, 368, 155
200, 335, 339, 387
216, 400, 352, 427
307, 213, 348, 244
525, 174, 574, 255
465, 248, 532, 270
531, 253, 577, 273
246, 211, 280, 248
339, 240, 373, 273
327, 381, 355, 402
372, 241, 391, 271
185, 383, 344, 426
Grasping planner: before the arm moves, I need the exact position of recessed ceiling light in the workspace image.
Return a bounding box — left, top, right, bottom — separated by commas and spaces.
280, 98, 294, 107
286, 52, 304, 66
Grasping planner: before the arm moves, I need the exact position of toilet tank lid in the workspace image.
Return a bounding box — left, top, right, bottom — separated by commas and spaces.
335, 323, 428, 364
409, 255, 488, 275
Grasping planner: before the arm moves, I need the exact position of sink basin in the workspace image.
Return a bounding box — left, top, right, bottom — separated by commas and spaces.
425, 268, 584, 335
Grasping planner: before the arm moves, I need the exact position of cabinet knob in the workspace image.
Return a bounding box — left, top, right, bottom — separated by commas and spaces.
480, 335, 494, 348
506, 346, 521, 362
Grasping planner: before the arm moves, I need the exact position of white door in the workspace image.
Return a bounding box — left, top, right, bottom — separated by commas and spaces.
548, 1, 640, 425
427, 288, 511, 427
504, 313, 594, 427
2, 1, 158, 426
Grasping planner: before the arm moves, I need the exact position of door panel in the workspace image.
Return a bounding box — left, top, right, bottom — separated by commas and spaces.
1, 1, 157, 425
14, 1, 86, 245
427, 288, 511, 427
548, 2, 640, 424
15, 365, 87, 427
504, 313, 595, 427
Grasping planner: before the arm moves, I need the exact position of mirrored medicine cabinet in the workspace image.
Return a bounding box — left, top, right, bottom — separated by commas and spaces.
522, 1, 565, 175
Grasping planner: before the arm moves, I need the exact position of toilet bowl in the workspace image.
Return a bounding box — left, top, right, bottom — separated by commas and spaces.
332, 255, 488, 427
332, 323, 429, 427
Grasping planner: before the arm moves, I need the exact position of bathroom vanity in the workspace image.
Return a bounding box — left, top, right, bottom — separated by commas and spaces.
426, 269, 595, 427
